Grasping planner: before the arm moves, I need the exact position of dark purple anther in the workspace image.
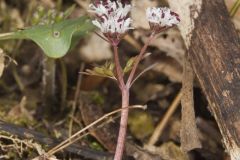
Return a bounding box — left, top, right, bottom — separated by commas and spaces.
170, 11, 180, 21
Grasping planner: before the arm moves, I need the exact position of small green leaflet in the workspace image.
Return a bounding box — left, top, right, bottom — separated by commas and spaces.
0, 16, 95, 58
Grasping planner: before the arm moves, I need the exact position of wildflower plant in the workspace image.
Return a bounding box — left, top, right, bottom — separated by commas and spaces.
88, 1, 180, 160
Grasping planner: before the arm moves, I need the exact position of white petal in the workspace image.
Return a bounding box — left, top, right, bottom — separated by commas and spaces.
146, 7, 179, 27
92, 20, 104, 32
89, 0, 133, 34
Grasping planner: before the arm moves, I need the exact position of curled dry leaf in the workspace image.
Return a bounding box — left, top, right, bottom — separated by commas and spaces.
79, 33, 112, 62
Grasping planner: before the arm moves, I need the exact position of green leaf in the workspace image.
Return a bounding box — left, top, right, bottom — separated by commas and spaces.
123, 56, 136, 73
93, 67, 105, 75
84, 61, 116, 79
0, 16, 95, 58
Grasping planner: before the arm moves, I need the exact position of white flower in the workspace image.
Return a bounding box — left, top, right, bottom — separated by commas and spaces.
89, 0, 133, 34
146, 7, 180, 27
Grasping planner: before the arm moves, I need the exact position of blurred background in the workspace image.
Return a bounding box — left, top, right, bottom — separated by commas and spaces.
0, 0, 239, 159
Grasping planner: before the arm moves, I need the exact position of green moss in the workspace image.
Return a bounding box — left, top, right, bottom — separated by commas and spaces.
89, 141, 104, 151
91, 92, 105, 105
128, 110, 154, 140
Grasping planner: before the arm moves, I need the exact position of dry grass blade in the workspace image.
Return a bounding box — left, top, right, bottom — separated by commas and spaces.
147, 91, 182, 146
80, 70, 117, 80
230, 0, 240, 17
69, 63, 85, 137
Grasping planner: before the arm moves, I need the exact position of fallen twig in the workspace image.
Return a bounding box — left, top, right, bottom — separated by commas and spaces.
147, 91, 182, 145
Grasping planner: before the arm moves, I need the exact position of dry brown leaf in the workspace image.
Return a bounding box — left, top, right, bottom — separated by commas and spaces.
142, 29, 185, 66
79, 92, 117, 152
126, 143, 162, 160
7, 96, 34, 122
139, 29, 185, 82
180, 58, 201, 151
152, 57, 183, 82
79, 33, 112, 62
145, 142, 190, 160
131, 0, 157, 29
134, 83, 165, 102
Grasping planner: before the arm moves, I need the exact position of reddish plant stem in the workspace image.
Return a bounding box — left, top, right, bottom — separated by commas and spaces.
113, 45, 125, 89
114, 88, 129, 160
113, 33, 156, 160
113, 44, 130, 160
126, 33, 155, 88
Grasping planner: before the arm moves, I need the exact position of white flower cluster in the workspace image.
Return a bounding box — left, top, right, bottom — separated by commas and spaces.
146, 7, 180, 27
89, 0, 133, 34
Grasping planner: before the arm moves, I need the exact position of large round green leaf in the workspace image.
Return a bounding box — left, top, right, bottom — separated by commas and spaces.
0, 16, 95, 58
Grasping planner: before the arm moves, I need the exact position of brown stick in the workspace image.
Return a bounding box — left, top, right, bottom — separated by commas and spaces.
168, 0, 240, 159
180, 57, 201, 151
148, 91, 182, 146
